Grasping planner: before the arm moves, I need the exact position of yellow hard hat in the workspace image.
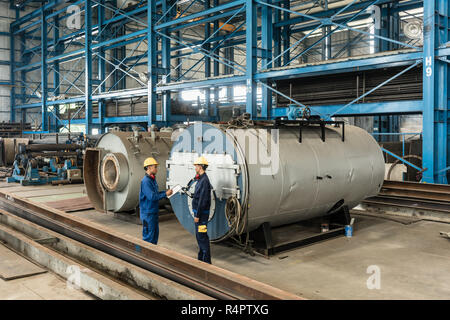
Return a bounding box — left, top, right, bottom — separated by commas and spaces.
143, 157, 158, 167
194, 156, 208, 165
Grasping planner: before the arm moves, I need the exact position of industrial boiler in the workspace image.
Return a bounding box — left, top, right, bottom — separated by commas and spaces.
84, 128, 175, 213
166, 120, 385, 242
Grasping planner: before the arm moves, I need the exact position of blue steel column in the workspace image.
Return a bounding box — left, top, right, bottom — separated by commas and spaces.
246, 0, 257, 117
175, 31, 182, 80
98, 0, 106, 133
373, 4, 400, 142
20, 33, 26, 125
422, 0, 449, 184
374, 4, 388, 141
379, 4, 390, 52
53, 14, 60, 132
41, 9, 48, 132
213, 0, 219, 120
204, 0, 211, 118
273, 6, 281, 67
9, 23, 15, 123
85, 0, 93, 134
162, 0, 172, 124
261, 0, 272, 119
225, 41, 234, 103
388, 3, 400, 135
148, 0, 157, 125
282, 0, 290, 65
322, 0, 331, 61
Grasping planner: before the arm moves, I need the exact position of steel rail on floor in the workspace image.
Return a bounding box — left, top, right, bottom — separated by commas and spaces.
364, 180, 450, 214
379, 181, 450, 202
0, 190, 301, 300
0, 209, 157, 300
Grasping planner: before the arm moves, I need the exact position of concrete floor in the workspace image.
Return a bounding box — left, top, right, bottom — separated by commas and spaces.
0, 244, 93, 300
71, 210, 450, 299
1, 182, 450, 300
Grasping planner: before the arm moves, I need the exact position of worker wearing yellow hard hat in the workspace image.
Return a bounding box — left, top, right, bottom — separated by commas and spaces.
193, 156, 209, 166
191, 156, 212, 264
143, 157, 159, 167
139, 157, 173, 244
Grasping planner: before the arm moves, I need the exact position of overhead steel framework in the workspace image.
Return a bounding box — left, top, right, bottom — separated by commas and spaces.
8, 0, 449, 183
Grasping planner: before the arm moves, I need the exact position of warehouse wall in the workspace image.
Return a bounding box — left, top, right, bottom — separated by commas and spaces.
0, 0, 13, 122
0, 1, 41, 126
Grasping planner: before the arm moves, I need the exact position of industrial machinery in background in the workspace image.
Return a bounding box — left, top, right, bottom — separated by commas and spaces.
84, 126, 176, 214
166, 116, 385, 255
4, 133, 98, 185
7, 143, 83, 185
0, 137, 30, 167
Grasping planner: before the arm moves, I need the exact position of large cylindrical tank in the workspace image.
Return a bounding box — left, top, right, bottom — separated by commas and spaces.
84, 129, 174, 212
167, 122, 385, 241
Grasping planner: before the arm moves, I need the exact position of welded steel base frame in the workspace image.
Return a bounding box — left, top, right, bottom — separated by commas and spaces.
248, 206, 351, 257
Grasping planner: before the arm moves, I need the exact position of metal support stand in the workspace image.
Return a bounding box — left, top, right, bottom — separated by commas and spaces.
248, 205, 351, 256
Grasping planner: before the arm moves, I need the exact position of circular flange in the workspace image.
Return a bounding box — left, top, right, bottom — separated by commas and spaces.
100, 153, 129, 192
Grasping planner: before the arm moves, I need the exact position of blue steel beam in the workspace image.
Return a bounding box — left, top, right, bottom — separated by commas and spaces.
12, 0, 163, 28
148, 0, 157, 126
381, 147, 424, 172
286, 1, 393, 65
300, 100, 423, 116
159, 75, 248, 91
204, 0, 211, 119
246, 0, 257, 117
155, 0, 245, 30
101, 36, 147, 93
422, 0, 449, 184
255, 50, 422, 81
14, 8, 378, 75
328, 60, 422, 119
157, 50, 422, 92
85, 0, 93, 134
52, 13, 61, 132
9, 22, 15, 122
58, 114, 212, 125
161, 0, 175, 124
257, 0, 419, 50
41, 9, 48, 131
167, 8, 243, 33
155, 30, 246, 74
52, 100, 424, 126
282, 0, 290, 65
98, 0, 106, 133
212, 0, 219, 120
275, 0, 421, 28
171, 10, 246, 83
260, 0, 272, 118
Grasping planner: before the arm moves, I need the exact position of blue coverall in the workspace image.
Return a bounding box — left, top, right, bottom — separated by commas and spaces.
192, 173, 212, 264
139, 174, 166, 244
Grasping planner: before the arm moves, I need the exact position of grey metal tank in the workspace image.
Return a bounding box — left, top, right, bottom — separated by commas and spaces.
166, 122, 385, 241
84, 128, 174, 212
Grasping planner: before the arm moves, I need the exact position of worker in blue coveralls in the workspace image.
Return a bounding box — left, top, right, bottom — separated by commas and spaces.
192, 156, 212, 264
139, 157, 172, 244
